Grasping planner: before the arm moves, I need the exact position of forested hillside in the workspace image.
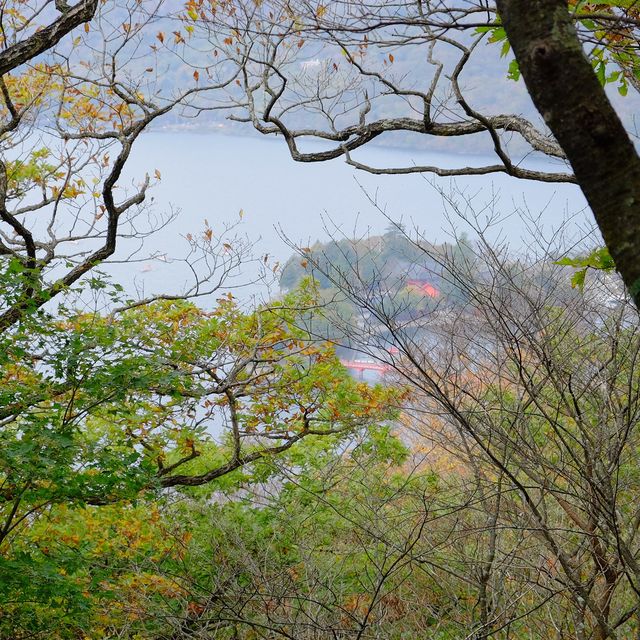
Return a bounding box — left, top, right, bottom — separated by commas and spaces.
2, 1, 640, 639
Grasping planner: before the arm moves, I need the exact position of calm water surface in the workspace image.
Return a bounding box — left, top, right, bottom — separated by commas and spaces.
105, 131, 591, 303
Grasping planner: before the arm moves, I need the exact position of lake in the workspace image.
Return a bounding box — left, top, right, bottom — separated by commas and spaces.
105, 130, 592, 303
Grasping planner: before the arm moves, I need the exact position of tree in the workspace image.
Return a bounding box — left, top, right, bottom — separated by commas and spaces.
0, 5, 406, 632
41, 208, 640, 638
6, 3, 640, 637
0, 281, 401, 637
495, 0, 640, 309
196, 0, 640, 304
0, 0, 245, 332
281, 197, 640, 639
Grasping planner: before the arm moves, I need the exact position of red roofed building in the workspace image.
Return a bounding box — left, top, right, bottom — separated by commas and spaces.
406, 280, 439, 298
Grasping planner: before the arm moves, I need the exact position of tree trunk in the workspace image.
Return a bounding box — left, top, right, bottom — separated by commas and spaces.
496, 0, 640, 307
0, 0, 98, 77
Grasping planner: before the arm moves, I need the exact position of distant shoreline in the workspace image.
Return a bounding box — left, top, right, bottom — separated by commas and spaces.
144, 119, 539, 162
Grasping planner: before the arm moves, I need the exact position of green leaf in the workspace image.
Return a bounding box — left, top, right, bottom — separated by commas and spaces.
487, 26, 507, 43
571, 269, 587, 289
586, 0, 638, 6
556, 247, 615, 289
555, 256, 582, 267
507, 58, 521, 81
